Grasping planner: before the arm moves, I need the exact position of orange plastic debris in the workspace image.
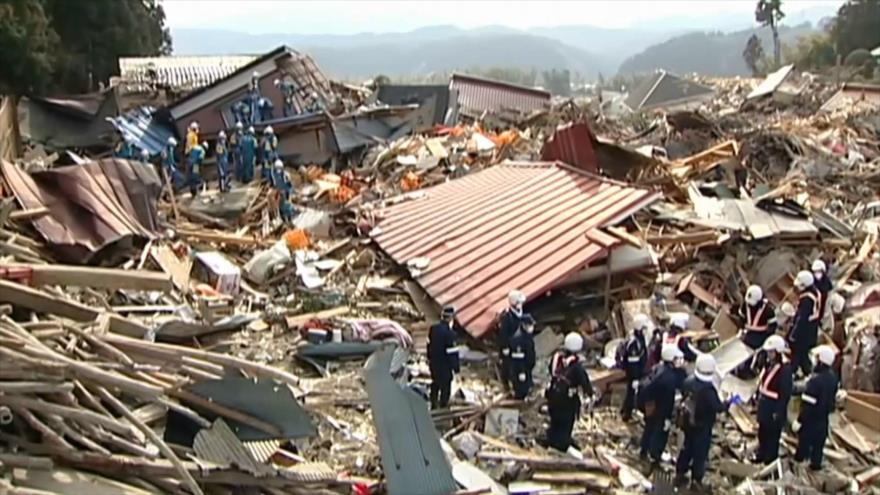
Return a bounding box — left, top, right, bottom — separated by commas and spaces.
331, 185, 357, 203
284, 228, 311, 250
401, 171, 421, 191
306, 165, 325, 181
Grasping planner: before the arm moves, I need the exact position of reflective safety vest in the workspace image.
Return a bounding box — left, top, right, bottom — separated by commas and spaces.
759, 362, 783, 399
745, 302, 770, 332
800, 291, 821, 322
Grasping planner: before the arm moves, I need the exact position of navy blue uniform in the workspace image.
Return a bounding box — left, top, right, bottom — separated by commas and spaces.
664, 329, 697, 362
639, 363, 686, 462
755, 359, 793, 463
738, 299, 777, 350
675, 376, 727, 485
496, 308, 521, 390
508, 328, 536, 400
544, 352, 593, 451
814, 276, 832, 322
427, 320, 460, 409
795, 364, 838, 470
619, 331, 647, 420
788, 288, 821, 376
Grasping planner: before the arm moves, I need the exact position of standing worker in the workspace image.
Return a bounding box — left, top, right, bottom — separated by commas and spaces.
674, 354, 734, 492
188, 141, 207, 197
185, 121, 199, 155
160, 137, 183, 188
543, 332, 594, 452
240, 127, 258, 184
618, 314, 650, 421
508, 314, 537, 400
788, 271, 821, 377
497, 290, 525, 392
794, 345, 839, 471
259, 126, 278, 181
275, 77, 297, 117
639, 344, 686, 468
271, 159, 296, 223
753, 335, 793, 465
427, 306, 460, 409
229, 122, 243, 181
258, 97, 274, 122
812, 259, 832, 322
248, 72, 261, 122
215, 131, 230, 192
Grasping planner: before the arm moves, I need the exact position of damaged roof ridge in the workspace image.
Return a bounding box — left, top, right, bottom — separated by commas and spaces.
451, 72, 551, 98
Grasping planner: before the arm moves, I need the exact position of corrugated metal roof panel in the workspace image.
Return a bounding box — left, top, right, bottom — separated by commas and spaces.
108, 106, 175, 156
541, 122, 598, 173
119, 55, 257, 93
372, 162, 659, 337
451, 73, 550, 118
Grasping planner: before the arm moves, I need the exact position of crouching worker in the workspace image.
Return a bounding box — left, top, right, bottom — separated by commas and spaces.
427, 306, 460, 409
509, 314, 536, 400
544, 332, 594, 452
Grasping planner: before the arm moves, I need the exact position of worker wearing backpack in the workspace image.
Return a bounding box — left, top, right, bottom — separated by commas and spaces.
638, 344, 686, 469
674, 354, 736, 491
542, 332, 594, 452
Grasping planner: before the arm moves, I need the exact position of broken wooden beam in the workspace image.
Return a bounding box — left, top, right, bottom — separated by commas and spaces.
6, 263, 172, 291
476, 451, 609, 473
845, 393, 880, 431
176, 228, 270, 247
647, 230, 718, 246
8, 207, 49, 222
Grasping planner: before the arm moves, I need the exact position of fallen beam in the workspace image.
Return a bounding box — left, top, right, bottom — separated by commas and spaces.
846, 394, 880, 431
6, 264, 172, 291
176, 228, 269, 247
476, 451, 608, 473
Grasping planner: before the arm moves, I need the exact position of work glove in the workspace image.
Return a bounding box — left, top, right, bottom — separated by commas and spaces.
631, 380, 640, 391
664, 419, 672, 432
518, 373, 526, 382
792, 420, 801, 433
836, 390, 847, 402
501, 348, 510, 356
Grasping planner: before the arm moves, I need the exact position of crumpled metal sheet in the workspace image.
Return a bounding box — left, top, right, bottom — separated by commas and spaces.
194, 418, 275, 477
0, 158, 161, 264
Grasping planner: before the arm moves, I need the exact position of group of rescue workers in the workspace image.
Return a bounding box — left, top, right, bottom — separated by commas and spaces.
427, 257, 843, 492
114, 72, 315, 223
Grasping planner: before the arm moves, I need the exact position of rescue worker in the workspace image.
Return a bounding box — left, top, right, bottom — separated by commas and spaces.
788, 271, 821, 377
275, 77, 297, 117
259, 126, 278, 181
497, 290, 525, 391
752, 335, 793, 464
229, 122, 243, 180
160, 137, 184, 188
544, 332, 594, 452
812, 259, 832, 324
240, 127, 258, 184
619, 314, 650, 421
638, 344, 686, 467
271, 159, 295, 223
674, 354, 732, 492
248, 71, 261, 121
114, 136, 133, 159
139, 148, 151, 163
794, 345, 839, 471
215, 131, 230, 192
188, 142, 207, 197
309, 91, 324, 112
738, 285, 777, 350
427, 306, 460, 409
508, 314, 536, 400
664, 312, 698, 362
235, 99, 252, 127
185, 121, 199, 155
258, 97, 274, 122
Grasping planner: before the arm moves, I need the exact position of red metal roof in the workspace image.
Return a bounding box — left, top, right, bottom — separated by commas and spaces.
371, 162, 660, 337
451, 73, 551, 118
541, 122, 598, 173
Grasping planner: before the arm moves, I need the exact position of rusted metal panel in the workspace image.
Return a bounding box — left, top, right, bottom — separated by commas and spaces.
372, 162, 659, 337
451, 74, 550, 118
0, 158, 161, 264
541, 121, 598, 173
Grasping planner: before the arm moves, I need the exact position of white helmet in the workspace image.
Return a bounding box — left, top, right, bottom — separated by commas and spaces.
252, 71, 260, 78
661, 344, 683, 363
273, 78, 280, 86
669, 312, 689, 330
762, 334, 787, 352
745, 285, 763, 306
189, 121, 199, 130
632, 313, 652, 333
508, 290, 526, 306
140, 149, 150, 158
813, 345, 835, 366
218, 130, 226, 139
811, 259, 827, 273
235, 121, 243, 130
247, 126, 255, 133
167, 137, 178, 146
694, 354, 716, 381
201, 141, 208, 149
563, 332, 583, 353
264, 126, 274, 134
274, 159, 283, 169
780, 302, 795, 317
795, 271, 815, 290
829, 293, 845, 314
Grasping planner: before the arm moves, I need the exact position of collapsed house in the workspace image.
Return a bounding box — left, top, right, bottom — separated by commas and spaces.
624, 70, 715, 112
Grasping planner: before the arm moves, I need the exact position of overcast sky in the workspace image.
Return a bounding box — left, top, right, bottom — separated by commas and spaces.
163, 0, 842, 34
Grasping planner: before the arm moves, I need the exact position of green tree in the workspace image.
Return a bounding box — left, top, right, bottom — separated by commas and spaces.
783, 33, 836, 70
755, 0, 785, 68
743, 34, 766, 76
0, 0, 58, 94
45, 0, 171, 93
830, 0, 880, 60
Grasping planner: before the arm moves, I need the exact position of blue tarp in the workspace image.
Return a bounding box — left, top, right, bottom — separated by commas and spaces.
107, 106, 175, 157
